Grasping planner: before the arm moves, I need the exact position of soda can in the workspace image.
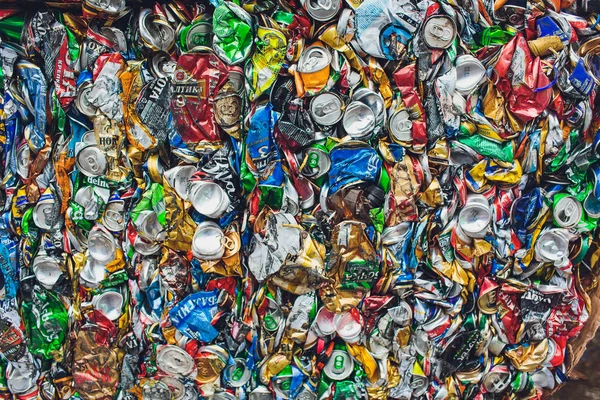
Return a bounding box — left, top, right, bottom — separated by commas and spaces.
16, 142, 30, 180
422, 15, 457, 49
192, 222, 227, 260
32, 255, 62, 290
156, 345, 197, 377
324, 349, 354, 381
188, 181, 231, 219
159, 377, 186, 400
32, 189, 59, 231
334, 309, 363, 343
223, 358, 252, 387
303, 0, 340, 22
570, 58, 596, 96
454, 55, 486, 95
553, 194, 583, 229
310, 92, 344, 126
6, 354, 39, 395
297, 45, 332, 87
87, 225, 117, 263
75, 81, 98, 117
141, 379, 173, 400
272, 366, 294, 399
300, 146, 331, 179
92, 291, 124, 321
342, 101, 376, 140
187, 22, 213, 51
353, 88, 386, 128
139, 8, 176, 52
103, 194, 126, 232
164, 166, 197, 200
76, 145, 108, 177
315, 306, 337, 336
536, 16, 570, 45
134, 210, 166, 243
262, 297, 284, 332
457, 194, 491, 239
534, 228, 570, 263
482, 365, 512, 393
74, 186, 103, 221
150, 51, 177, 79
249, 385, 273, 400
388, 107, 413, 144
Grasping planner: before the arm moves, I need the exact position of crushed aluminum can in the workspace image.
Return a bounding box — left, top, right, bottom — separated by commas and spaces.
188, 181, 231, 219
342, 101, 376, 140
303, 0, 340, 22
75, 145, 108, 177
534, 229, 570, 263
156, 345, 197, 377
553, 194, 583, 229
91, 291, 124, 321
422, 15, 457, 49
457, 194, 492, 239
323, 349, 354, 381
310, 92, 344, 126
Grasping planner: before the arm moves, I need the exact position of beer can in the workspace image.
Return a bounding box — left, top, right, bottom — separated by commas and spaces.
297, 45, 332, 86
457, 194, 491, 239
164, 166, 196, 201
353, 88, 386, 128
159, 377, 186, 400
303, 0, 340, 21
32, 255, 63, 290
103, 196, 126, 232
323, 349, 354, 381
134, 210, 166, 243
300, 146, 331, 179
6, 353, 39, 395
92, 291, 124, 321
310, 92, 344, 126
156, 345, 197, 377
33, 190, 58, 231
342, 101, 376, 140
192, 222, 227, 260
262, 297, 283, 332
75, 82, 98, 119
422, 15, 457, 49
188, 181, 230, 219
249, 385, 273, 400
76, 145, 108, 177
141, 379, 173, 400
553, 194, 583, 229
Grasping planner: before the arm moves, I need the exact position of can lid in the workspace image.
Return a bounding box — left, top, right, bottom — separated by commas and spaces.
76, 145, 108, 177
88, 225, 117, 263
422, 15, 457, 49
315, 307, 336, 336
553, 195, 583, 228
92, 291, 124, 321
482, 367, 512, 393
192, 222, 226, 260
224, 358, 251, 387
388, 108, 413, 143
304, 0, 340, 22
343, 101, 375, 139
298, 46, 331, 73
454, 55, 486, 95
189, 181, 230, 219
159, 377, 186, 400
157, 345, 197, 377
323, 350, 354, 381
310, 92, 344, 126
458, 202, 491, 238
33, 255, 63, 289
534, 229, 570, 262
334, 310, 363, 341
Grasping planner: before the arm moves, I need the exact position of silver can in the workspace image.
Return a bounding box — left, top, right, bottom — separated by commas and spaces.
458, 194, 491, 239
103, 198, 126, 232
139, 8, 176, 52
534, 228, 570, 263
342, 101, 376, 140
87, 225, 117, 263
76, 145, 108, 177
422, 15, 457, 49
223, 358, 252, 388
192, 222, 227, 260
455, 55, 486, 95
388, 108, 413, 144
323, 350, 354, 381
553, 195, 583, 229
188, 181, 231, 219
303, 0, 340, 22
134, 210, 166, 243
75, 81, 98, 117
92, 291, 124, 321
32, 255, 63, 290
164, 165, 196, 200
16, 142, 30, 179
310, 92, 344, 126
186, 22, 213, 50
156, 345, 197, 377
297, 46, 332, 73
151, 51, 177, 79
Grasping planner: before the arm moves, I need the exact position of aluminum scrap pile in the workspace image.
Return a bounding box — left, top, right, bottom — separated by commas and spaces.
1, 0, 600, 399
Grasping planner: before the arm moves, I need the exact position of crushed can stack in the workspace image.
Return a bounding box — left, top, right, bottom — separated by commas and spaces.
0, 0, 600, 399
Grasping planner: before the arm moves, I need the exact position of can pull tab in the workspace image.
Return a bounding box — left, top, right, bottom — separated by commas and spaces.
317, 0, 333, 10
430, 25, 453, 41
